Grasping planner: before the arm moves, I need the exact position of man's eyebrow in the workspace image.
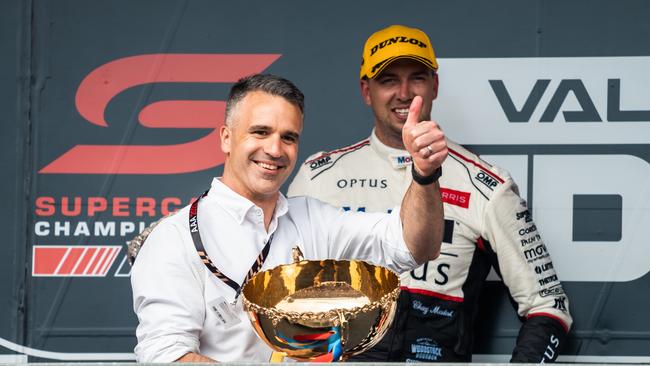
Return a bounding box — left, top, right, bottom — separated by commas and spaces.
376, 72, 397, 79
412, 70, 430, 77
248, 124, 271, 132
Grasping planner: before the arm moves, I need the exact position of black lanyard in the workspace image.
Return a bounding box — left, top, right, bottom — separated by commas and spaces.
189, 190, 274, 300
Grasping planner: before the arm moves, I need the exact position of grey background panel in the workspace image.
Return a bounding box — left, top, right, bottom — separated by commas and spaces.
1, 0, 29, 353
1, 0, 649, 360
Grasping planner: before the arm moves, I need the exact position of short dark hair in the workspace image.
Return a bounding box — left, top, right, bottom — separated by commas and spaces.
225, 74, 305, 126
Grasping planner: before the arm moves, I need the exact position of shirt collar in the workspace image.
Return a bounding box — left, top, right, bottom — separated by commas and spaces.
207, 178, 289, 225
369, 128, 413, 170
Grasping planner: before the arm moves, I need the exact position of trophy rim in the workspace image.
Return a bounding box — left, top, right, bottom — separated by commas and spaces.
241, 258, 401, 323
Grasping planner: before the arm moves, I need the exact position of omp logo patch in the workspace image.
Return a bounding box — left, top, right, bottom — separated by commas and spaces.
309, 156, 332, 170
33, 245, 121, 277
475, 170, 500, 190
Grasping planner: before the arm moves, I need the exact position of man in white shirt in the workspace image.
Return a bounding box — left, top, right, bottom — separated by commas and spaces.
131, 74, 448, 362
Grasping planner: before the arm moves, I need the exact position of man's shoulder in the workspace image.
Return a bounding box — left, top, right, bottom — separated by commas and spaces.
300, 138, 372, 171
443, 140, 513, 200
130, 204, 192, 265
296, 138, 372, 178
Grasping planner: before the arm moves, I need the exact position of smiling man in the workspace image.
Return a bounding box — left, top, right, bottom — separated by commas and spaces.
130, 74, 447, 362
289, 25, 572, 362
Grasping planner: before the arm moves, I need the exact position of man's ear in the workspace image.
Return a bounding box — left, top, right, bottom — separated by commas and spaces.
220, 125, 231, 155
360, 79, 372, 106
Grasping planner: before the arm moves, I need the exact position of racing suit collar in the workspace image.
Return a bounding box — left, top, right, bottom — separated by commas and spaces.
370, 128, 412, 170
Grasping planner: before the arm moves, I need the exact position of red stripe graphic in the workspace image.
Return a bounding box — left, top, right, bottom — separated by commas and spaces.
448, 147, 505, 183
305, 140, 370, 164
74, 247, 97, 275
58, 247, 85, 274
99, 247, 120, 275
476, 237, 487, 252
32, 247, 67, 275
93, 247, 112, 275
32, 246, 122, 277
84, 247, 106, 275
97, 247, 120, 276
401, 286, 464, 303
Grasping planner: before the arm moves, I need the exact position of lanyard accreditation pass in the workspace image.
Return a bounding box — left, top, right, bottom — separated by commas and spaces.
189, 190, 274, 304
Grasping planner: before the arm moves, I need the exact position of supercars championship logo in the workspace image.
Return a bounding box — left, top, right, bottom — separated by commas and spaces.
33, 54, 280, 277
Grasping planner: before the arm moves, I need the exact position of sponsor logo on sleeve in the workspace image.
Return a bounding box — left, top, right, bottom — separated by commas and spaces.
309, 155, 332, 170
519, 224, 538, 236
553, 296, 568, 312
521, 233, 541, 246
539, 284, 565, 297
534, 261, 554, 274
440, 188, 470, 208
474, 170, 500, 190
516, 209, 532, 223
538, 274, 558, 287
524, 243, 550, 262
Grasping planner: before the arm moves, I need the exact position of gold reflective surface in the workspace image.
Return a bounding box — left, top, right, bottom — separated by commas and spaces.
242, 259, 400, 361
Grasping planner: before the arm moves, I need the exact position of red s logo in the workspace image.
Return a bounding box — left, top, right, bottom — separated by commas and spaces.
40, 53, 281, 174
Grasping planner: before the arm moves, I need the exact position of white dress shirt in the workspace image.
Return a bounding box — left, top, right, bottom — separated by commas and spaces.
131, 178, 417, 362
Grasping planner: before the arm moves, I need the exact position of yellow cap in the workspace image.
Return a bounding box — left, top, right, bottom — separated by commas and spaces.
360, 25, 438, 80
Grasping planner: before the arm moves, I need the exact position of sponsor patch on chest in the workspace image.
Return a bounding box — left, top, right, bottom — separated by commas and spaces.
389, 153, 413, 169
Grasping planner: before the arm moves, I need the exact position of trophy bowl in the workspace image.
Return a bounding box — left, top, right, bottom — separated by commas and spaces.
241, 258, 400, 362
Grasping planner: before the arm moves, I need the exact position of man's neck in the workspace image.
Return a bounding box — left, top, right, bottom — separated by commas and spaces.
374, 126, 406, 150
256, 197, 277, 232
219, 176, 278, 232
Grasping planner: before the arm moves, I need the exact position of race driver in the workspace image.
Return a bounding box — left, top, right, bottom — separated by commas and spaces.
288, 25, 572, 362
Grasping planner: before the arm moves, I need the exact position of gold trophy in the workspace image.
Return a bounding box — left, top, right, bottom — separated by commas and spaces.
242, 249, 400, 362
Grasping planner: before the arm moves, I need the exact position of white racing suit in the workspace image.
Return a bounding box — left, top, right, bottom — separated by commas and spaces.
288, 131, 572, 362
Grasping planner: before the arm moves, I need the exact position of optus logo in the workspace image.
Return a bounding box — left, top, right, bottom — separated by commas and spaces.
40, 53, 281, 174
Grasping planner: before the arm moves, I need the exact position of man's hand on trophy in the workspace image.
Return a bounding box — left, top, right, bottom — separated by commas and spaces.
402, 95, 448, 176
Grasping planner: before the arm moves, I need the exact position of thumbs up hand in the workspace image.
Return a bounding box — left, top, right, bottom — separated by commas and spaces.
402, 96, 448, 177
